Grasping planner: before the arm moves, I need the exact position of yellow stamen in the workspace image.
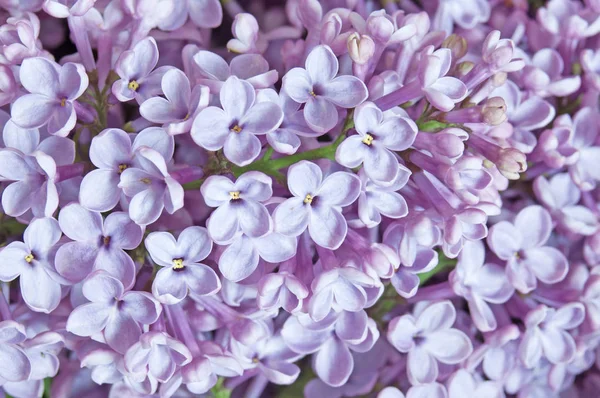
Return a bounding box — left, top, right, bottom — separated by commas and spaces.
252, 357, 260, 364
309, 90, 316, 97
60, 98, 66, 107
140, 178, 151, 184
231, 125, 242, 133
172, 258, 184, 270
304, 194, 313, 204
103, 236, 111, 246
362, 134, 374, 145
24, 253, 34, 263
118, 164, 128, 174
128, 80, 140, 91
183, 113, 190, 121
229, 191, 241, 200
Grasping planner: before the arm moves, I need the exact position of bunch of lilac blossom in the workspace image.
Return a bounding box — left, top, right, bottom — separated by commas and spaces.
1, 0, 600, 397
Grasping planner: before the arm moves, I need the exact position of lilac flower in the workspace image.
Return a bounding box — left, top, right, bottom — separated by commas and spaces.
256, 88, 316, 155
449, 241, 514, 332
555, 107, 600, 191
112, 37, 172, 104
0, 217, 62, 313
158, 0, 222, 30
118, 146, 184, 225
80, 127, 174, 212
432, 0, 490, 34
581, 48, 600, 90
383, 217, 441, 298
218, 231, 297, 282
180, 342, 243, 394
257, 272, 309, 313
190, 51, 278, 93
144, 226, 220, 304
282, 45, 368, 133
229, 333, 301, 385
19, 331, 63, 381
0, 149, 60, 217
43, 0, 96, 18
537, 0, 600, 40
490, 80, 555, 154
534, 173, 598, 236
11, 57, 88, 136
227, 13, 267, 54
0, 13, 44, 64
378, 385, 448, 398
124, 332, 192, 386
519, 303, 585, 367
139, 68, 209, 135
336, 101, 417, 183
191, 75, 283, 166
487, 205, 568, 293
308, 267, 377, 321
55, 203, 142, 288
387, 300, 473, 385
282, 311, 379, 387
377, 47, 468, 112
447, 369, 504, 398
0, 321, 31, 383
273, 161, 361, 249
66, 271, 162, 354
201, 171, 272, 243
521, 49, 581, 98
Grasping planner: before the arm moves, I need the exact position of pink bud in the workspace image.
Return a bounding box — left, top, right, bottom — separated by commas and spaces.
482, 97, 508, 126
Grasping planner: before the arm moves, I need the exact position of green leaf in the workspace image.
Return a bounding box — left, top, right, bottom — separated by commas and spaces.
211, 377, 231, 398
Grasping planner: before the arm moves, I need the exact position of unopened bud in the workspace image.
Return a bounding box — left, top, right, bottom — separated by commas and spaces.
347, 33, 375, 65
456, 61, 475, 77
497, 148, 527, 180
482, 97, 508, 125
442, 34, 468, 61
492, 72, 507, 87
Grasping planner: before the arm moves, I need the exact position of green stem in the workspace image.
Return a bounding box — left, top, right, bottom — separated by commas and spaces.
418, 253, 456, 285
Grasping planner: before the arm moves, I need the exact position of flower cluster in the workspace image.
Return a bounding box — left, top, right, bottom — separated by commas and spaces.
0, 0, 599, 397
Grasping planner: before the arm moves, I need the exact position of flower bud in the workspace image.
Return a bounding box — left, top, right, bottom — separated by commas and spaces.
347, 33, 375, 65
482, 97, 508, 125
442, 34, 468, 61
456, 61, 475, 77
497, 148, 527, 180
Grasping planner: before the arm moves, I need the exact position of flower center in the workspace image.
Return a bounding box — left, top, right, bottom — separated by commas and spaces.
172, 258, 185, 270
118, 164, 129, 174
60, 98, 67, 107
128, 80, 140, 91
231, 125, 242, 133
362, 134, 374, 145
103, 236, 111, 246
252, 356, 260, 364
304, 194, 313, 204
140, 177, 152, 184
24, 253, 34, 263
309, 90, 316, 97
229, 191, 241, 200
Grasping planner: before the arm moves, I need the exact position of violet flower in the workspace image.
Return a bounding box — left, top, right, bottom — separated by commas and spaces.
0, 217, 62, 313
356, 168, 411, 229
11, 57, 88, 137
190, 51, 278, 93
273, 161, 361, 250
112, 37, 172, 104
521, 48, 581, 98
139, 68, 209, 135
487, 205, 568, 293
144, 226, 221, 304
282, 45, 368, 133
55, 203, 142, 289
158, 0, 222, 30
335, 101, 417, 184
449, 240, 514, 332
191, 75, 283, 166
118, 146, 184, 226
534, 173, 599, 236
80, 127, 174, 212
0, 321, 31, 383
200, 171, 272, 243
66, 270, 162, 354
387, 300, 473, 385
519, 303, 585, 367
